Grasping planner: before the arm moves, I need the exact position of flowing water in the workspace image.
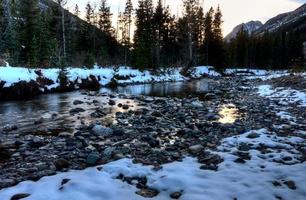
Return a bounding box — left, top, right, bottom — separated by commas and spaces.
0, 79, 239, 134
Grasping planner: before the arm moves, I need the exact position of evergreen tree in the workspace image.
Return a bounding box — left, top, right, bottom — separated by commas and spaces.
202, 7, 214, 66
19, 0, 42, 66
74, 4, 80, 17
98, 0, 113, 35
133, 0, 154, 70
211, 5, 226, 69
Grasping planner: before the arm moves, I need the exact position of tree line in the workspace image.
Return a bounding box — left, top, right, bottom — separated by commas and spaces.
0, 0, 305, 70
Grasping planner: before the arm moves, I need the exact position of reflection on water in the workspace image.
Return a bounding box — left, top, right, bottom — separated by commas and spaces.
0, 91, 138, 134
0, 79, 216, 134
218, 104, 240, 124
100, 79, 211, 98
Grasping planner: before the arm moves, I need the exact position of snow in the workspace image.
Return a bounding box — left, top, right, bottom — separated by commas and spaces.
0, 66, 38, 87
1, 129, 305, 200
258, 85, 306, 107
0, 65, 219, 89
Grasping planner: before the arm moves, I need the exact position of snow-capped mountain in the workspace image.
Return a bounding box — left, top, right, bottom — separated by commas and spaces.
225, 21, 263, 41
226, 3, 306, 41
254, 3, 306, 34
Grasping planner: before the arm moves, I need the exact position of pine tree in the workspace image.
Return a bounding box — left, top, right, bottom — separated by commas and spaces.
133, 0, 154, 70
211, 5, 226, 70
19, 0, 42, 66
203, 7, 214, 66
98, 0, 113, 35
74, 4, 80, 17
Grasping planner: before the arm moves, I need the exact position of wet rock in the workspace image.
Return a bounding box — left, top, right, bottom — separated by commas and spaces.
54, 158, 70, 171
91, 125, 113, 136
73, 100, 84, 105
136, 188, 159, 198
69, 107, 85, 114
10, 193, 31, 200
189, 144, 204, 154
86, 152, 100, 166
122, 104, 129, 110
109, 99, 116, 106
170, 191, 183, 199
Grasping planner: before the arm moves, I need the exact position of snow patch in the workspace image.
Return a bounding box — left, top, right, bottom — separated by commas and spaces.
258, 85, 306, 107
1, 129, 305, 200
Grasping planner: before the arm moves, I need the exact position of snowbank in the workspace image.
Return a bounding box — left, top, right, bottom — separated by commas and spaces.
0, 66, 218, 89
258, 85, 306, 107
1, 129, 305, 200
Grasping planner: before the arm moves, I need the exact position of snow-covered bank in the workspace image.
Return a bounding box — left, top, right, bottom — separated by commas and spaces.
0, 65, 219, 100
0, 129, 305, 200
0, 65, 217, 100
0, 66, 218, 89
258, 85, 306, 107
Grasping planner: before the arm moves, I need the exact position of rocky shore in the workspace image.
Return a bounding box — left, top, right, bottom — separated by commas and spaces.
1, 74, 305, 193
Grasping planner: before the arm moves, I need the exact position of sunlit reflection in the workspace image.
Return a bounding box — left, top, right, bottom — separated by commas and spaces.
218, 104, 240, 124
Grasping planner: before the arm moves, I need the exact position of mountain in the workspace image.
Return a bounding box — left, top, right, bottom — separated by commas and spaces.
225, 21, 263, 41
254, 3, 306, 34
225, 3, 306, 41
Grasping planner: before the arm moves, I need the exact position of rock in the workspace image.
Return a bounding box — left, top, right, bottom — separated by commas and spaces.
91, 125, 113, 136
34, 117, 44, 125
54, 158, 70, 170
61, 179, 70, 186
73, 100, 84, 105
200, 164, 218, 171
10, 193, 31, 200
191, 101, 203, 108
284, 180, 296, 190
238, 143, 250, 151
0, 145, 11, 161
170, 191, 182, 199
69, 107, 85, 114
189, 144, 204, 154
247, 132, 260, 139
122, 104, 129, 110
142, 135, 160, 148
118, 103, 123, 108
86, 152, 100, 166
234, 157, 246, 164
29, 137, 44, 148
136, 188, 159, 198
103, 147, 116, 159
58, 132, 73, 137
109, 100, 116, 106
206, 113, 219, 121
3, 125, 18, 132
112, 127, 125, 136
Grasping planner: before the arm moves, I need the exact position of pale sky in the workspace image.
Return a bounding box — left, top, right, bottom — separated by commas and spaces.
66, 0, 304, 35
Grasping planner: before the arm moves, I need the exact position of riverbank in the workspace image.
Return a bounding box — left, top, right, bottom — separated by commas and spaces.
0, 65, 220, 101
0, 65, 291, 101
0, 72, 305, 199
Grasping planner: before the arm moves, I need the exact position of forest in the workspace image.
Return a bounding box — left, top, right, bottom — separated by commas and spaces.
0, 0, 305, 71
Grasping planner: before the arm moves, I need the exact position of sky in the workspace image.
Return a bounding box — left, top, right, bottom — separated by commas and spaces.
66, 0, 304, 35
